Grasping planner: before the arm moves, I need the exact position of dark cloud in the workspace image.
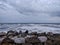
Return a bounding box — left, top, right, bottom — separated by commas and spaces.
50, 11, 60, 17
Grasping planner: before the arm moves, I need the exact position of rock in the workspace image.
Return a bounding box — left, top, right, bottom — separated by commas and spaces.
13, 37, 25, 44
38, 36, 47, 42
1, 37, 15, 45
25, 36, 40, 43
0, 32, 6, 36
0, 38, 4, 43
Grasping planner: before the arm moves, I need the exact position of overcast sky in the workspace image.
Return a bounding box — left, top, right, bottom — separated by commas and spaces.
0, 0, 60, 23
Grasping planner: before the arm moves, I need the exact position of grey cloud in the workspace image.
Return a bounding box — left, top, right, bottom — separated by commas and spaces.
2, 0, 60, 15
0, 0, 60, 23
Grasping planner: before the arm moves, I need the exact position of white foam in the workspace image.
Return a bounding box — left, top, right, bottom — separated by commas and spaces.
0, 24, 60, 34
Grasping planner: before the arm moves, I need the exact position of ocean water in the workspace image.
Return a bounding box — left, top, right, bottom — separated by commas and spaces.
0, 23, 60, 34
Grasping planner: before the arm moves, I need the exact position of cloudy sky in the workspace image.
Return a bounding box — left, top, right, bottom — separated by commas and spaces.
0, 0, 60, 23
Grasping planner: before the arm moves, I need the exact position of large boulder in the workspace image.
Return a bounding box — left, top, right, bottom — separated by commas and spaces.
38, 36, 47, 42
7, 30, 18, 37
0, 38, 4, 44
0, 32, 6, 37
1, 37, 15, 45
25, 35, 40, 43
12, 37, 25, 44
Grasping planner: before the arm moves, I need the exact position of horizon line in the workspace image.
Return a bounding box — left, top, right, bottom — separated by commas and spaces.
0, 23, 60, 24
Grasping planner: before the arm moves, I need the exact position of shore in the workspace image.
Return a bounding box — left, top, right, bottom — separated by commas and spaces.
0, 30, 60, 45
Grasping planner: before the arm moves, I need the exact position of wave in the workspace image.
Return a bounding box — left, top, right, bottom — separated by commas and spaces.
0, 23, 60, 34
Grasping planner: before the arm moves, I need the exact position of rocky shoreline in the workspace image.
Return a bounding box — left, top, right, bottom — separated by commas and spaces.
0, 30, 60, 45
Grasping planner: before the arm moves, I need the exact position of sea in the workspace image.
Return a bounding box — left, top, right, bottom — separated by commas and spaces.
0, 23, 60, 34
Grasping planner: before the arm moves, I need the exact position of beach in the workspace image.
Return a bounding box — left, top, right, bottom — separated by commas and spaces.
0, 29, 60, 45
